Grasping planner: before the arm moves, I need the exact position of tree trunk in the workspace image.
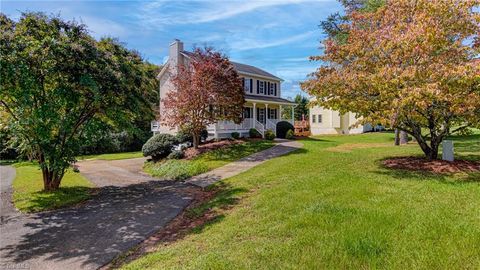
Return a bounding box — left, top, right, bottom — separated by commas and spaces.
394, 129, 400, 145
41, 167, 63, 191
400, 131, 408, 145
192, 133, 200, 149
407, 126, 441, 160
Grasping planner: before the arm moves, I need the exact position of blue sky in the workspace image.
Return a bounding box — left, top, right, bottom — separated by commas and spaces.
1, 0, 342, 98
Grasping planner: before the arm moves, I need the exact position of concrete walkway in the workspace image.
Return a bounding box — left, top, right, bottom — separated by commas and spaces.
187, 139, 303, 188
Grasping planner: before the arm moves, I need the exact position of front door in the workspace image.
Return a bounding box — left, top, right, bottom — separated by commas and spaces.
257, 108, 266, 124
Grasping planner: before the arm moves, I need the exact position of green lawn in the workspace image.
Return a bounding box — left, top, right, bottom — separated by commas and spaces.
12, 162, 94, 213
124, 132, 480, 269
144, 140, 275, 180
78, 151, 143, 161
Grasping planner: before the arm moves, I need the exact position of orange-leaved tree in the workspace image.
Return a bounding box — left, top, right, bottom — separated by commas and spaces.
302, 0, 480, 160
162, 47, 244, 148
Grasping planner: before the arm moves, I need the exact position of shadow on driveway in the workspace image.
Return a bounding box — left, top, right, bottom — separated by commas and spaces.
0, 180, 194, 270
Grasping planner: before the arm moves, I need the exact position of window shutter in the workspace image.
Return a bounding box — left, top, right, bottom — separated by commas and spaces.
256, 80, 259, 94
242, 78, 245, 89
274, 83, 277, 96
267, 82, 271, 95
264, 81, 267, 95
250, 79, 253, 93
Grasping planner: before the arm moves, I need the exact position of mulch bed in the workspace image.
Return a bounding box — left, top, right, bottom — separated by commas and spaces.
383, 157, 480, 174
184, 139, 245, 159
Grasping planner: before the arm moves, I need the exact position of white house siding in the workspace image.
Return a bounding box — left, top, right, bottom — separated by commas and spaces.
309, 105, 370, 135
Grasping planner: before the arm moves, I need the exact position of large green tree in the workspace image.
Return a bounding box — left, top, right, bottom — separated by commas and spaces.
282, 94, 309, 121
0, 12, 157, 190
303, 0, 480, 160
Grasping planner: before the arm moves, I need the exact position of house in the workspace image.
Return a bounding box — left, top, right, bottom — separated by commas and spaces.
309, 104, 373, 135
151, 39, 297, 138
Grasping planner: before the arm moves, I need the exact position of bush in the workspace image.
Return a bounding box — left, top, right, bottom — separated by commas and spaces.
231, 132, 240, 139
276, 121, 294, 139
265, 129, 275, 140
167, 150, 184, 160
286, 129, 295, 140
200, 129, 209, 141
142, 133, 177, 161
176, 129, 193, 143
249, 128, 262, 138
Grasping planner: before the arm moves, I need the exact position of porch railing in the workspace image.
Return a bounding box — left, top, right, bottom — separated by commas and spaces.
254, 120, 265, 137
266, 119, 279, 135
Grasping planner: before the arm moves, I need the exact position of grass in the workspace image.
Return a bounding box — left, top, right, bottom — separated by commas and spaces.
144, 140, 275, 180
123, 132, 480, 269
12, 162, 94, 213
78, 151, 143, 161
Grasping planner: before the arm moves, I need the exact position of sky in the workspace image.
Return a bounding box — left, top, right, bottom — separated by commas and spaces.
1, 0, 342, 99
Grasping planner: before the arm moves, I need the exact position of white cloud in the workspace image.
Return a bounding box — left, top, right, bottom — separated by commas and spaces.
136, 0, 331, 28
79, 16, 128, 39
230, 30, 315, 51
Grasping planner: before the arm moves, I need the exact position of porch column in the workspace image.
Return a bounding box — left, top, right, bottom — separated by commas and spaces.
252, 103, 256, 128
265, 104, 269, 121
279, 105, 282, 120
291, 105, 294, 124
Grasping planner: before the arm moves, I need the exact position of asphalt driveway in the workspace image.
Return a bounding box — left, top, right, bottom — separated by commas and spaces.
0, 159, 194, 270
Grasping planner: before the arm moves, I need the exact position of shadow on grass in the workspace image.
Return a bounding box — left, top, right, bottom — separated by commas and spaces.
18, 186, 94, 213
373, 156, 480, 185
186, 182, 249, 234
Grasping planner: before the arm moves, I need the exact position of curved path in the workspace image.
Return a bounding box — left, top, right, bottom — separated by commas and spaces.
0, 140, 302, 270
187, 139, 303, 187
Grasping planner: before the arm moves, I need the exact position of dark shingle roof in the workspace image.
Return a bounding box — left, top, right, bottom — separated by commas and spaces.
180, 51, 282, 81
230, 62, 282, 81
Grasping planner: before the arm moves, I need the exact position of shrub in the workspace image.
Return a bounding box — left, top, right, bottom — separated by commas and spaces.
200, 129, 209, 141
176, 129, 193, 143
142, 133, 177, 161
167, 150, 184, 160
276, 121, 294, 139
231, 132, 240, 139
249, 128, 262, 138
265, 129, 275, 140
286, 129, 295, 140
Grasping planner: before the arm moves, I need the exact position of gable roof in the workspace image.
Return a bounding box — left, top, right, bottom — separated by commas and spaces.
180, 51, 282, 81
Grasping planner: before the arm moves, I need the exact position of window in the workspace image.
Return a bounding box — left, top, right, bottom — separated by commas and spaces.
243, 107, 252, 118
269, 83, 275, 95
312, 114, 316, 123
268, 108, 277, 119
318, 114, 322, 123
243, 77, 252, 93
258, 81, 264, 94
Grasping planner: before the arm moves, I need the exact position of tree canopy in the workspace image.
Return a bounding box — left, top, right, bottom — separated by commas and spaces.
303, 0, 480, 159
162, 47, 244, 148
0, 12, 157, 190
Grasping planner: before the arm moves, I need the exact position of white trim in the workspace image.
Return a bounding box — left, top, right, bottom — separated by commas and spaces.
245, 98, 297, 106
156, 62, 169, 80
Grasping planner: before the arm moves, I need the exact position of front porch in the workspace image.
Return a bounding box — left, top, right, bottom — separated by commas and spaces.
207, 101, 295, 138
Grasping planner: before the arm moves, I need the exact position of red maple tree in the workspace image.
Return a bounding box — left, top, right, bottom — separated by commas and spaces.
162, 47, 245, 148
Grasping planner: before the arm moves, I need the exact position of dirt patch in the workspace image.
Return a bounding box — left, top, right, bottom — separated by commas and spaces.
383, 157, 480, 174
327, 142, 392, 153
184, 139, 245, 159
104, 185, 219, 269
